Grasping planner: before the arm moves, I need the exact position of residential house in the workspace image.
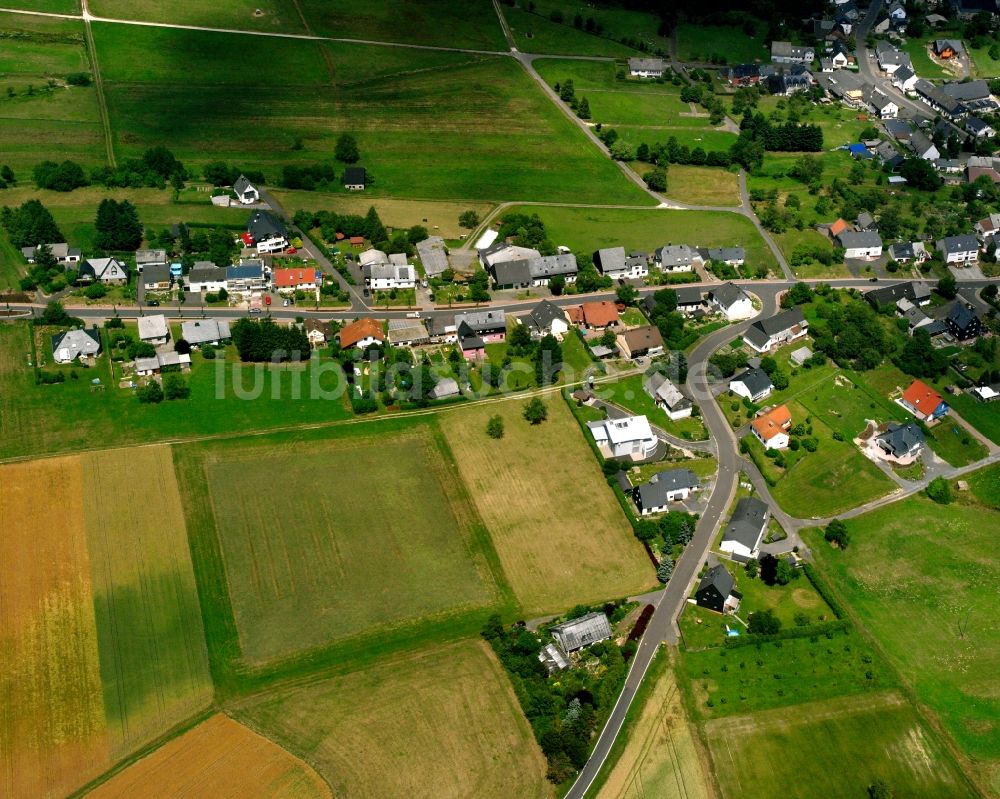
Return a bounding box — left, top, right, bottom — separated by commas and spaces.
632, 469, 700, 515
273, 267, 318, 292
133, 350, 191, 376
898, 378, 949, 420
141, 264, 172, 292
768, 73, 812, 96
365, 261, 417, 290
838, 230, 883, 259
673, 286, 707, 315
653, 244, 695, 272
595, 246, 648, 280
726, 63, 761, 86
336, 318, 384, 350
909, 130, 940, 161
455, 309, 507, 341
971, 383, 1000, 402
967, 116, 995, 138
226, 260, 267, 292
21, 242, 81, 265
575, 300, 620, 330
934, 39, 964, 59
617, 325, 664, 359
525, 253, 578, 287
937, 233, 980, 263
181, 319, 231, 347
865, 86, 898, 118
233, 175, 260, 205
751, 404, 792, 450
819, 69, 866, 105
940, 79, 993, 110
708, 282, 754, 320
976, 212, 1000, 240
525, 299, 569, 338
134, 248, 168, 274
888, 0, 907, 20
946, 301, 983, 340
865, 280, 931, 308
720, 497, 769, 562
587, 415, 658, 459
884, 118, 914, 143
186, 264, 227, 294
887, 242, 928, 264
387, 318, 430, 346
627, 57, 666, 78
914, 80, 965, 119
137, 314, 170, 345
695, 565, 742, 614
743, 307, 808, 353
416, 236, 449, 277
644, 372, 692, 420
246, 210, 289, 254
51, 328, 101, 363
897, 298, 934, 333
771, 41, 815, 64
875, 421, 925, 460
303, 319, 332, 348
477, 241, 540, 272
703, 246, 746, 266
551, 612, 613, 655
892, 65, 918, 92
343, 166, 366, 191
729, 367, 773, 402
875, 41, 911, 74
429, 377, 460, 401
79, 257, 128, 285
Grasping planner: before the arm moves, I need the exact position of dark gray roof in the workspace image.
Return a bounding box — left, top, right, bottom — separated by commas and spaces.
343, 166, 366, 185
875, 421, 925, 456
865, 281, 928, 307
526, 299, 566, 332
51, 328, 100, 359
723, 497, 769, 549
888, 242, 914, 261
595, 246, 626, 274
233, 174, 254, 195
697, 564, 735, 598
732, 367, 773, 396
142, 263, 171, 284
188, 265, 227, 282
490, 259, 533, 285
675, 286, 706, 305
941, 79, 988, 102
530, 253, 577, 279
709, 282, 747, 309
938, 234, 979, 254
947, 301, 979, 330
635, 469, 699, 508
967, 116, 993, 133
744, 308, 806, 349
706, 246, 746, 262
857, 211, 876, 230
226, 262, 263, 280
455, 309, 506, 335
838, 230, 883, 249
247, 209, 287, 240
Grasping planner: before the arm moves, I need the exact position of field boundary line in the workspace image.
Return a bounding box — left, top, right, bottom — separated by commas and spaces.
81, 4, 115, 167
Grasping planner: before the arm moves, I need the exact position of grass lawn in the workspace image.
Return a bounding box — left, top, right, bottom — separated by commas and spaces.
560, 328, 595, 375
805, 491, 1000, 789
930, 378, 1000, 444
597, 373, 708, 441
235, 640, 552, 799
969, 43, 1000, 77
901, 38, 959, 80
675, 21, 767, 63
925, 415, 989, 466
0, 324, 356, 459
441, 397, 652, 615
798, 370, 906, 441
502, 206, 778, 275
0, 0, 80, 11
505, 7, 637, 57
705, 693, 979, 799
81, 446, 212, 759
968, 462, 1000, 508
661, 164, 740, 207
681, 626, 897, 720
0, 14, 105, 173
89, 0, 306, 33
591, 651, 712, 799
619, 307, 647, 327
92, 25, 650, 205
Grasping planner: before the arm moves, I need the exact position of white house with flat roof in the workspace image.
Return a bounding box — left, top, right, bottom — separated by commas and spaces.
587, 415, 658, 460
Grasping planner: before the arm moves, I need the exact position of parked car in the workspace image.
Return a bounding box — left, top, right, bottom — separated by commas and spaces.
146, 299, 160, 306
249, 308, 262, 315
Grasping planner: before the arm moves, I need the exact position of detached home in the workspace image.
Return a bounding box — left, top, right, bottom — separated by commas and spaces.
644, 372, 692, 420
21, 243, 81, 265
51, 328, 101, 364
708, 282, 754, 320
632, 469, 700, 515
181, 319, 231, 346
273, 267, 318, 292
875, 421, 925, 460
141, 264, 172, 292
720, 497, 769, 562
898, 378, 949, 421
653, 244, 695, 272
343, 166, 366, 191
771, 41, 815, 64
574, 300, 620, 330
525, 299, 569, 338
336, 318, 384, 350
135, 248, 168, 273
729, 367, 773, 402
751, 404, 792, 450
946, 301, 982, 340
226, 261, 267, 293
743, 307, 808, 353
838, 230, 883, 259
79, 257, 128, 285
628, 57, 666, 78
587, 415, 658, 460
617, 325, 664, 360
365, 261, 417, 290
695, 565, 741, 614
233, 175, 260, 205
937, 234, 979, 264
137, 313, 170, 345
246, 210, 289, 254
595, 246, 648, 280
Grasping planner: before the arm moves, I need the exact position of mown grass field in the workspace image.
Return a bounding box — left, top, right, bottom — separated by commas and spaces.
0, 456, 110, 799
593, 654, 713, 799
0, 0, 79, 11
441, 397, 652, 615
0, 13, 106, 172
88, 713, 332, 799
81, 446, 213, 758
705, 693, 978, 799
236, 640, 552, 799
190, 424, 500, 664
92, 25, 649, 205
0, 324, 354, 460
514, 0, 669, 56
505, 7, 636, 57
676, 22, 766, 63
501, 206, 778, 274
806, 491, 1000, 791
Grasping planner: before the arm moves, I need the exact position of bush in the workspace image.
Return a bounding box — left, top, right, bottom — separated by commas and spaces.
162, 373, 190, 400
748, 609, 781, 636
137, 380, 164, 403
66, 72, 91, 86
824, 519, 850, 549
486, 414, 504, 439
523, 397, 548, 425
83, 282, 107, 299
925, 476, 952, 505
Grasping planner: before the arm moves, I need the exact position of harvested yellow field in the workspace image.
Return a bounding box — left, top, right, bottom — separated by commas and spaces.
237, 640, 552, 799
0, 456, 110, 799
88, 713, 331, 799
81, 446, 213, 759
441, 397, 651, 614
597, 662, 714, 799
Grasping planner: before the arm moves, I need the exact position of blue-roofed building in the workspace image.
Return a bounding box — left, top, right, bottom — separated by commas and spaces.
226, 260, 267, 292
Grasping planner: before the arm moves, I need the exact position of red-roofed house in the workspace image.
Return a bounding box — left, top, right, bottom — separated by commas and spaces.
336, 318, 384, 350
897, 379, 949, 421
751, 405, 792, 450
579, 301, 620, 329
274, 267, 318, 291
349, 236, 365, 246
829, 218, 849, 238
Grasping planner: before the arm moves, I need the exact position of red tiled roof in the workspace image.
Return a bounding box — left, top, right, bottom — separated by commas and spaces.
337, 318, 384, 349
349, 236, 365, 246
273, 267, 316, 288
751, 405, 792, 442
830, 218, 849, 236
581, 300, 620, 327
567, 306, 584, 324
968, 166, 1000, 184
901, 379, 942, 417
